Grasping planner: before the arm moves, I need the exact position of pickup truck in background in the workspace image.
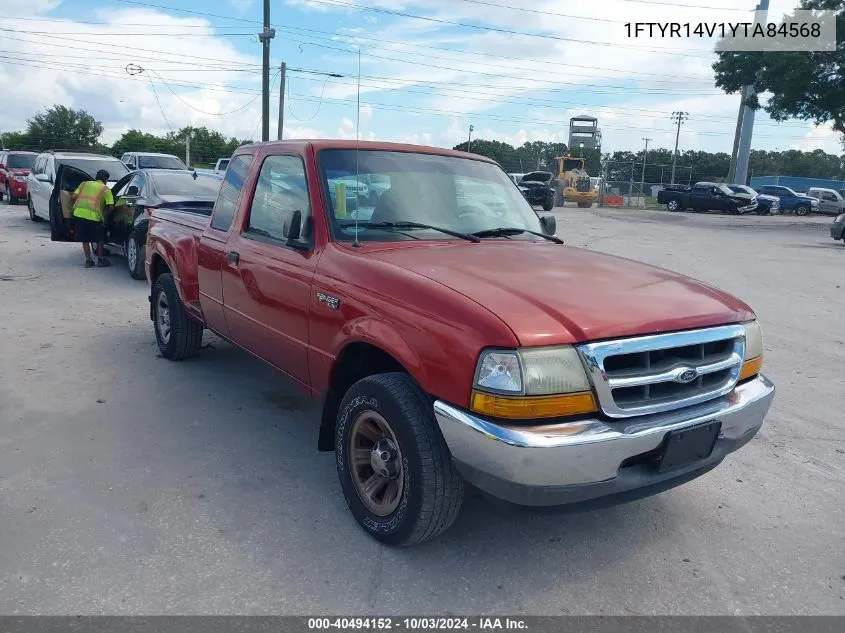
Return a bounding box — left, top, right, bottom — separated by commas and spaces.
194, 158, 230, 179
757, 185, 819, 216
145, 140, 775, 546
657, 182, 758, 214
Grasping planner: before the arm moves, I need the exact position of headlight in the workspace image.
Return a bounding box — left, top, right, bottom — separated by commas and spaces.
15, 176, 26, 182
739, 320, 764, 381
471, 347, 597, 419
810, 198, 819, 206
835, 214, 845, 223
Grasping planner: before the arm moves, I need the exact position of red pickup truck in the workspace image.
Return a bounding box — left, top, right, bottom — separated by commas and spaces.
145, 140, 775, 546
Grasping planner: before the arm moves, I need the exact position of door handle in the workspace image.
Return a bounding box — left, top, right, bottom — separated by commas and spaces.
226, 251, 239, 267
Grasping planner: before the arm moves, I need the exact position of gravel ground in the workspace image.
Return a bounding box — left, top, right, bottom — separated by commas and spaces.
0, 200, 843, 615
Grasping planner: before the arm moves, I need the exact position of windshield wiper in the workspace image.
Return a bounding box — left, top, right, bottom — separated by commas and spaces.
471, 227, 563, 244
361, 221, 480, 243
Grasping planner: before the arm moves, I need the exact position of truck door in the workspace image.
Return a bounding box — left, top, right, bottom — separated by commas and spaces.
220, 153, 317, 387
50, 165, 94, 242
198, 154, 254, 339
690, 185, 709, 211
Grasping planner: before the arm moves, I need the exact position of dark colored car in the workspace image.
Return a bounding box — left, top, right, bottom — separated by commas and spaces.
757, 185, 819, 215
657, 182, 757, 214
727, 185, 780, 215
0, 150, 38, 204
50, 166, 221, 280
518, 171, 556, 211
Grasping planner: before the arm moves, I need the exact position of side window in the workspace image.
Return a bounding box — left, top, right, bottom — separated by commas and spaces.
210, 154, 253, 232
244, 155, 311, 245
46, 157, 55, 181
33, 157, 44, 175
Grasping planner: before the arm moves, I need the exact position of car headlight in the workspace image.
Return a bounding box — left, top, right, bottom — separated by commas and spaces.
471, 347, 597, 419
835, 214, 845, 223
15, 176, 26, 182
739, 320, 764, 381
810, 198, 819, 206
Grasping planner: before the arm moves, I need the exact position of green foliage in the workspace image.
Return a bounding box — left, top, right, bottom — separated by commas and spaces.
24, 105, 104, 151
110, 126, 252, 166
713, 0, 845, 141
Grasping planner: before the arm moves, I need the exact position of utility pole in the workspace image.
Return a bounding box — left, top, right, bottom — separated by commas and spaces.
277, 62, 286, 141
185, 128, 193, 167
467, 125, 474, 152
640, 137, 651, 206
732, 0, 769, 185
259, 0, 275, 142
670, 111, 688, 184
727, 86, 750, 182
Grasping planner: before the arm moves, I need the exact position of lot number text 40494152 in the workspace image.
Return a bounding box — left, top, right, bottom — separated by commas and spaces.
307, 618, 528, 631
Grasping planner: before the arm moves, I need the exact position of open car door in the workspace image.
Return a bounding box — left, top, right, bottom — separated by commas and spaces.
50, 165, 94, 242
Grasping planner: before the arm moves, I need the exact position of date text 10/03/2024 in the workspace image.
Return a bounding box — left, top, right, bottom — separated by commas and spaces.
307, 618, 528, 631
624, 22, 822, 38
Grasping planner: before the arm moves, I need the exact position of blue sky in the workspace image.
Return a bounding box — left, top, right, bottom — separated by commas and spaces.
1, 0, 842, 156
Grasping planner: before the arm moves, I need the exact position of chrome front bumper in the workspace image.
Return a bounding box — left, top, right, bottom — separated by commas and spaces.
434, 375, 775, 507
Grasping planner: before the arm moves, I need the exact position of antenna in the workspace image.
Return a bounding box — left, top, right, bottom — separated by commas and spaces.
352, 49, 362, 248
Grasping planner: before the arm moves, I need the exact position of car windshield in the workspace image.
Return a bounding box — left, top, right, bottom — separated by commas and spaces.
138, 155, 186, 169
64, 159, 129, 180
318, 149, 543, 242
717, 185, 734, 195
7, 153, 37, 169
151, 172, 221, 197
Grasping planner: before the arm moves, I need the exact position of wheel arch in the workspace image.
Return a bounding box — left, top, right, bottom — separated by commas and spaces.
317, 341, 415, 451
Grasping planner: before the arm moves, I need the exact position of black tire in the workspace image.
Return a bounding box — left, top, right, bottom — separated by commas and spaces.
27, 197, 40, 221
666, 199, 681, 212
794, 204, 809, 216
152, 272, 203, 360
125, 230, 147, 281
335, 373, 464, 546
6, 185, 15, 205
542, 199, 554, 212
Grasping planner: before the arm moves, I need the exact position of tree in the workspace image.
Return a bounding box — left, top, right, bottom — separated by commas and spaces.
712, 0, 845, 143
0, 130, 30, 150
25, 105, 103, 151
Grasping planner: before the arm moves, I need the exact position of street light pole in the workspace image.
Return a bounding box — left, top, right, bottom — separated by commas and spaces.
670, 111, 688, 185
467, 125, 474, 152
277, 62, 286, 141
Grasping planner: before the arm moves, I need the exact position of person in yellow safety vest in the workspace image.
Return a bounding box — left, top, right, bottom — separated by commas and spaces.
71, 169, 114, 268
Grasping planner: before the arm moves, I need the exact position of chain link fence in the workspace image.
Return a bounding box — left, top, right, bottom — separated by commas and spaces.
599, 161, 694, 208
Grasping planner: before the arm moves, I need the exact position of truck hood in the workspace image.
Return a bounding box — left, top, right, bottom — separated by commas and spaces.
365, 242, 754, 346
9, 168, 31, 176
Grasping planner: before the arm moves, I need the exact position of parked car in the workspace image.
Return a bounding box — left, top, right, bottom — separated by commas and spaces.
726, 185, 780, 215
139, 140, 774, 546
517, 171, 556, 211
806, 188, 845, 216
121, 152, 189, 172
830, 213, 845, 244
657, 182, 758, 214
26, 151, 129, 222
757, 185, 819, 216
0, 150, 38, 204
52, 168, 221, 279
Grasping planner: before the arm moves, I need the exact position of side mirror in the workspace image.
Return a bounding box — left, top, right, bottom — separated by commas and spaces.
283, 209, 302, 241
126, 185, 140, 196
540, 215, 556, 236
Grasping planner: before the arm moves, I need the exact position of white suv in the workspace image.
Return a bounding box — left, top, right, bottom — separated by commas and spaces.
26, 151, 129, 222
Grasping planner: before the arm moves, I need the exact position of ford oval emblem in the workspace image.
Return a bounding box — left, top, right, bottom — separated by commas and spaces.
677, 368, 698, 384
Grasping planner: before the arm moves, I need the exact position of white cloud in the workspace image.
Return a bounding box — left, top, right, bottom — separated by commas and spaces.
227, 0, 255, 14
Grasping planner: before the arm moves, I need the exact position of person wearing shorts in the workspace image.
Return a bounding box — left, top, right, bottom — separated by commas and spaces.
71, 170, 114, 268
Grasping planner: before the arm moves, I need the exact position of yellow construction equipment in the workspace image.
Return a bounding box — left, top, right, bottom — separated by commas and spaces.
555, 155, 599, 208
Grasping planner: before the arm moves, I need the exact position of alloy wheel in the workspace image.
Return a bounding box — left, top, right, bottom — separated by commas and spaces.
156, 290, 171, 344
348, 410, 404, 517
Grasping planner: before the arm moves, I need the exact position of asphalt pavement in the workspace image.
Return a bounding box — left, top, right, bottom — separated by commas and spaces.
0, 200, 843, 615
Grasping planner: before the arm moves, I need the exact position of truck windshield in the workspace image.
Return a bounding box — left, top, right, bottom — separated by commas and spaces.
318, 149, 544, 242
138, 155, 186, 170
7, 153, 37, 169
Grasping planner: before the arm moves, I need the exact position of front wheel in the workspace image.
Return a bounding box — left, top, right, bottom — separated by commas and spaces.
5, 185, 15, 205
335, 373, 464, 546
152, 273, 203, 360
27, 197, 40, 221
542, 199, 554, 212
125, 230, 147, 280
794, 204, 809, 216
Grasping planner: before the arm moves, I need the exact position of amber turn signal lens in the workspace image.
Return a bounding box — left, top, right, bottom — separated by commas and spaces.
470, 391, 598, 419
739, 355, 763, 381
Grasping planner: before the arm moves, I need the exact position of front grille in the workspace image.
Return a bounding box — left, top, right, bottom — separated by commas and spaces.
577, 324, 746, 418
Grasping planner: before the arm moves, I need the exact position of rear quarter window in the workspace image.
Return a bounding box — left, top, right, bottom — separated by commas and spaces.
210, 154, 253, 231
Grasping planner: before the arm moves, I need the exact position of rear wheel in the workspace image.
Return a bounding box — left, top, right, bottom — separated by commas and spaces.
666, 199, 681, 212
152, 273, 203, 360
27, 197, 40, 221
335, 373, 464, 546
125, 230, 147, 280
794, 204, 809, 216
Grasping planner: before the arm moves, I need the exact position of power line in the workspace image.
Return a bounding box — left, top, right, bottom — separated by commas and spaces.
622, 0, 753, 11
